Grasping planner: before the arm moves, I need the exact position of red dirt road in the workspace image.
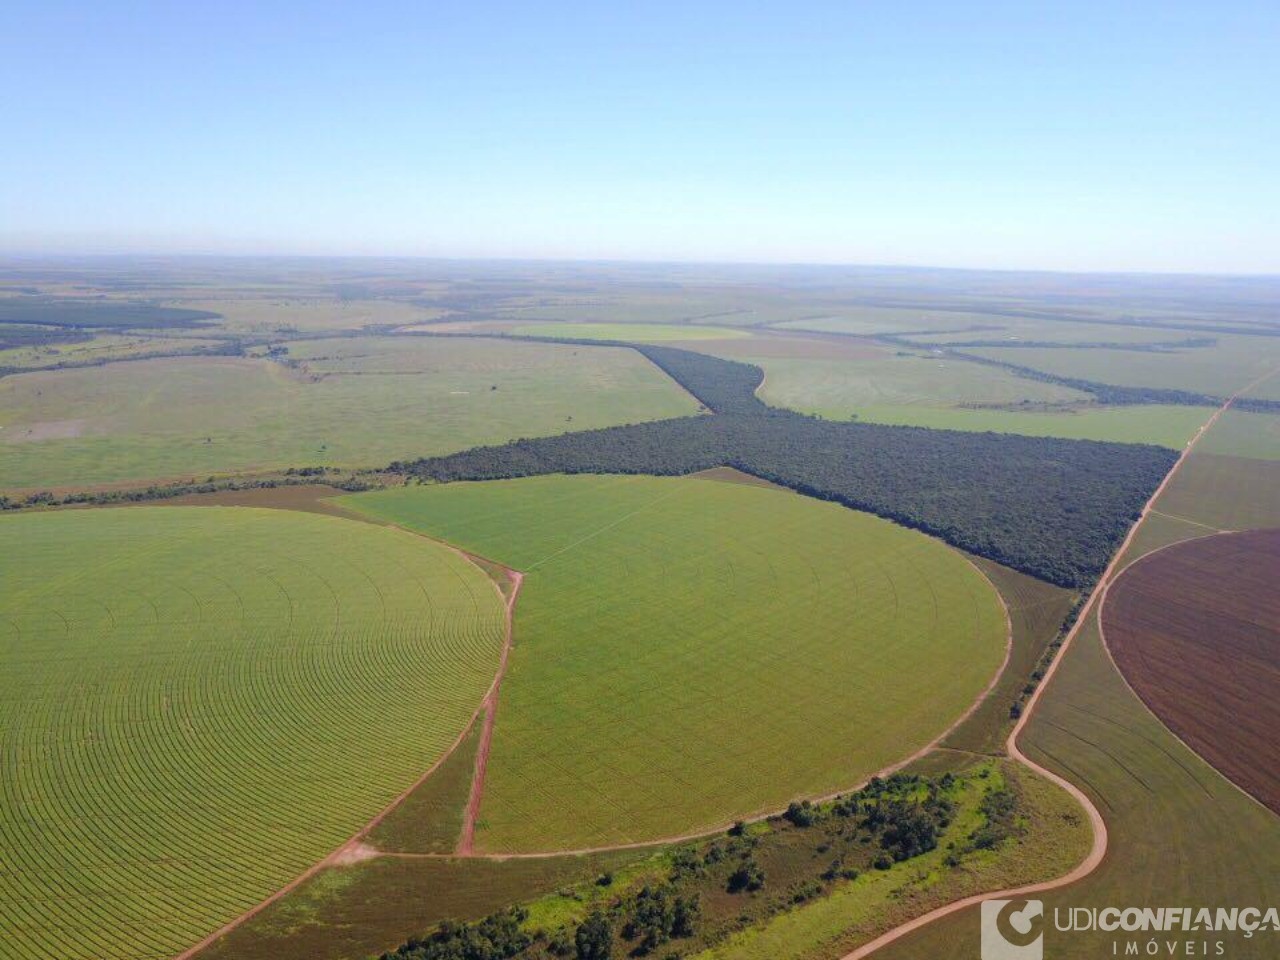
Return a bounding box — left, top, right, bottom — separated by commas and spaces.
1103, 529, 1280, 814
456, 569, 523, 854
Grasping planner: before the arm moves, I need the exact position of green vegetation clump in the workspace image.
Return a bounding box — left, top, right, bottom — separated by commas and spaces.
376, 767, 1031, 960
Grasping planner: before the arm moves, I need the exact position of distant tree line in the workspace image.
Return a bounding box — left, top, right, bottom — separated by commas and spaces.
0, 298, 221, 329
0, 471, 373, 513
915, 345, 1222, 407
933, 336, 1217, 352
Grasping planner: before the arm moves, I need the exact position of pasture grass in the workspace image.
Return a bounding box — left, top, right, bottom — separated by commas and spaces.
752, 354, 1087, 410
839, 403, 1207, 448
1157, 452, 1280, 531
1198, 409, 1280, 461
941, 557, 1075, 757
0, 506, 506, 960
968, 333, 1280, 398
175, 297, 439, 333
0, 333, 223, 370
510, 321, 752, 341
0, 338, 699, 490
343, 474, 1007, 852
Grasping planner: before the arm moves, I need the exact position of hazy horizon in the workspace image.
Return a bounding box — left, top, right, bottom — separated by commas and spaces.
3, 2, 1277, 273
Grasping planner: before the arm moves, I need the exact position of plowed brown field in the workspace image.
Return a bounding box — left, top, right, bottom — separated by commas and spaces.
1103, 528, 1280, 813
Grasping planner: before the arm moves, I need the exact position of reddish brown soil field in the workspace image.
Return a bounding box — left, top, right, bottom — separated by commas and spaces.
1103, 528, 1280, 813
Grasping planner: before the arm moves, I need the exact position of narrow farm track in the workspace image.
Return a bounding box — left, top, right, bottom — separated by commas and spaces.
456, 569, 524, 855
175, 526, 521, 960
838, 371, 1274, 960
379, 556, 1014, 862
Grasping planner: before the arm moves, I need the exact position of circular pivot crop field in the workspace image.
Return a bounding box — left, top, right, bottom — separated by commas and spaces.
0, 506, 506, 960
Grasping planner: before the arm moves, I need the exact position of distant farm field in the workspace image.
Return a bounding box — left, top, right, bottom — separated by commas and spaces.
751, 354, 1089, 410
968, 334, 1280, 397
510, 321, 751, 341
0, 506, 505, 960
836, 403, 1206, 448
174, 297, 441, 333
1156, 452, 1280, 531
1104, 529, 1280, 813
741, 351, 1205, 446
344, 474, 1007, 851
0, 337, 699, 489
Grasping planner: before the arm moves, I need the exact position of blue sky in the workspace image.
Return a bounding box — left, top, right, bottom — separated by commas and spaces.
2, 1, 1276, 272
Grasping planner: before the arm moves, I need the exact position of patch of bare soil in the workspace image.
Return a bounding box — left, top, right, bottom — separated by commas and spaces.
1, 418, 88, 442
330, 841, 382, 866
1103, 528, 1280, 814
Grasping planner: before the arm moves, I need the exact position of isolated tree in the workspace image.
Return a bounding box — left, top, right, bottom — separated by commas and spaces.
576, 909, 612, 960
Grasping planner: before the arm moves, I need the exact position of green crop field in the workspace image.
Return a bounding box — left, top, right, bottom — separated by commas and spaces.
343, 473, 1007, 852
837, 403, 1206, 448
968, 334, 1280, 397
776, 308, 1016, 337
174, 297, 440, 333
752, 354, 1088, 410
1156, 452, 1280, 532
738, 351, 1206, 446
0, 506, 506, 960
1198, 409, 1280, 460
0, 337, 699, 490
510, 321, 751, 341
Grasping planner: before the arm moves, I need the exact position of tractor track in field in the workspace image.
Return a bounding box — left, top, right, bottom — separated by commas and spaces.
835, 370, 1274, 960
456, 569, 523, 855
176, 477, 1016, 955
369, 549, 1015, 861
174, 498, 524, 960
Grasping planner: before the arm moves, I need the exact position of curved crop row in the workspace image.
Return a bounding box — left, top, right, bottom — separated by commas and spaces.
0, 506, 506, 960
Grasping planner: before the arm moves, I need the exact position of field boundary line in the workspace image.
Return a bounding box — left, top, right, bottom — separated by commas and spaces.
1096, 533, 1278, 819
1146, 507, 1228, 533
456, 569, 524, 854
176, 511, 521, 960
412, 549, 1013, 859
836, 367, 1275, 959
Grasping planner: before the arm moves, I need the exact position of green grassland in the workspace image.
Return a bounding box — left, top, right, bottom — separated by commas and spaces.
753, 354, 1089, 409
0, 506, 506, 960
343, 473, 1007, 852
510, 322, 752, 341
775, 308, 1018, 337
0, 338, 699, 490
838, 403, 1206, 448
1156, 452, 1280, 531
172, 297, 441, 333
968, 333, 1280, 397
940, 557, 1075, 757
907, 318, 1208, 345
741, 351, 1205, 447
1197, 408, 1280, 460
0, 333, 225, 371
